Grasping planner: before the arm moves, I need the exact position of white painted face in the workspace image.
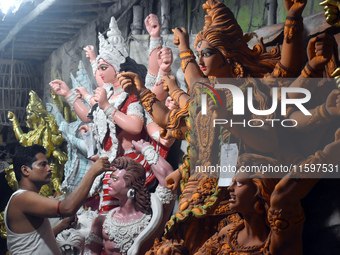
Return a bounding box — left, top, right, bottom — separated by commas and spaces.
97, 59, 118, 85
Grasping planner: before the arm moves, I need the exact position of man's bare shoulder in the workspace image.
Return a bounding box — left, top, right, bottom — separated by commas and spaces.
8, 191, 39, 211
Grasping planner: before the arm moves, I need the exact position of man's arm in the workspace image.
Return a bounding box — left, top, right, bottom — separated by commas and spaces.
52, 215, 77, 236
17, 157, 110, 218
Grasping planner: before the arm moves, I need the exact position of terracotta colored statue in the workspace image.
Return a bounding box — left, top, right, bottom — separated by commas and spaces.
195, 128, 340, 254
118, 0, 309, 252
84, 140, 176, 255
115, 1, 338, 253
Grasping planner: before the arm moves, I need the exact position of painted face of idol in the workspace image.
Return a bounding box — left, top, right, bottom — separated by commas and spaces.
195, 40, 230, 78
97, 59, 118, 84
107, 169, 129, 199
227, 171, 258, 215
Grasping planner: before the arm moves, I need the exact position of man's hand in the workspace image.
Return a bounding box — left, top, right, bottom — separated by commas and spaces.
118, 72, 146, 95
90, 157, 110, 176
60, 215, 78, 229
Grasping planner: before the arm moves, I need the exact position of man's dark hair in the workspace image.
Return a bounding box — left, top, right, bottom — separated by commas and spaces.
13, 145, 46, 182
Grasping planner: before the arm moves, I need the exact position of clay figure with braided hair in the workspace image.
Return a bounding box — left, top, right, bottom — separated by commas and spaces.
84, 139, 176, 255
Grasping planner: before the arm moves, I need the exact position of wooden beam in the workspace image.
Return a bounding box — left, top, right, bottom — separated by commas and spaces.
22, 27, 78, 34
15, 34, 71, 42
0, 0, 58, 52
33, 18, 89, 25
55, 0, 119, 6
12, 43, 62, 49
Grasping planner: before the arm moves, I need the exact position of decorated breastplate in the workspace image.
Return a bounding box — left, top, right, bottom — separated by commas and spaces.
103, 209, 151, 254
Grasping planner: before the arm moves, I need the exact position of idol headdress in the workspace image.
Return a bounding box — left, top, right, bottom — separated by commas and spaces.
195, 0, 280, 77
97, 16, 129, 71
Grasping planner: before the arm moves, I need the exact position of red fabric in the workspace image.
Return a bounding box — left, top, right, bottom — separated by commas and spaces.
102, 94, 137, 151
97, 94, 170, 213
99, 171, 119, 213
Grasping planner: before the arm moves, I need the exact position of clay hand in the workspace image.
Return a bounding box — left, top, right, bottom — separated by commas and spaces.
79, 124, 91, 134
49, 80, 72, 98
161, 75, 178, 94
50, 88, 58, 100
323, 127, 340, 164
153, 245, 178, 255
7, 111, 17, 122
165, 96, 179, 110
75, 87, 90, 100
91, 157, 110, 175
325, 89, 340, 117
172, 27, 190, 52
157, 47, 173, 75
145, 14, 161, 38
118, 72, 146, 95
284, 0, 307, 17
165, 169, 181, 191
159, 137, 176, 148
331, 67, 340, 89
45, 103, 59, 116
44, 115, 54, 124
320, 0, 340, 26
93, 87, 110, 110
131, 139, 151, 154
307, 33, 333, 70
83, 45, 97, 62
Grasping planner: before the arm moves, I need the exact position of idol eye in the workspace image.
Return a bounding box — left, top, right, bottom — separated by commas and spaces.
236, 181, 243, 187
99, 65, 108, 71
202, 50, 215, 57
112, 176, 118, 181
